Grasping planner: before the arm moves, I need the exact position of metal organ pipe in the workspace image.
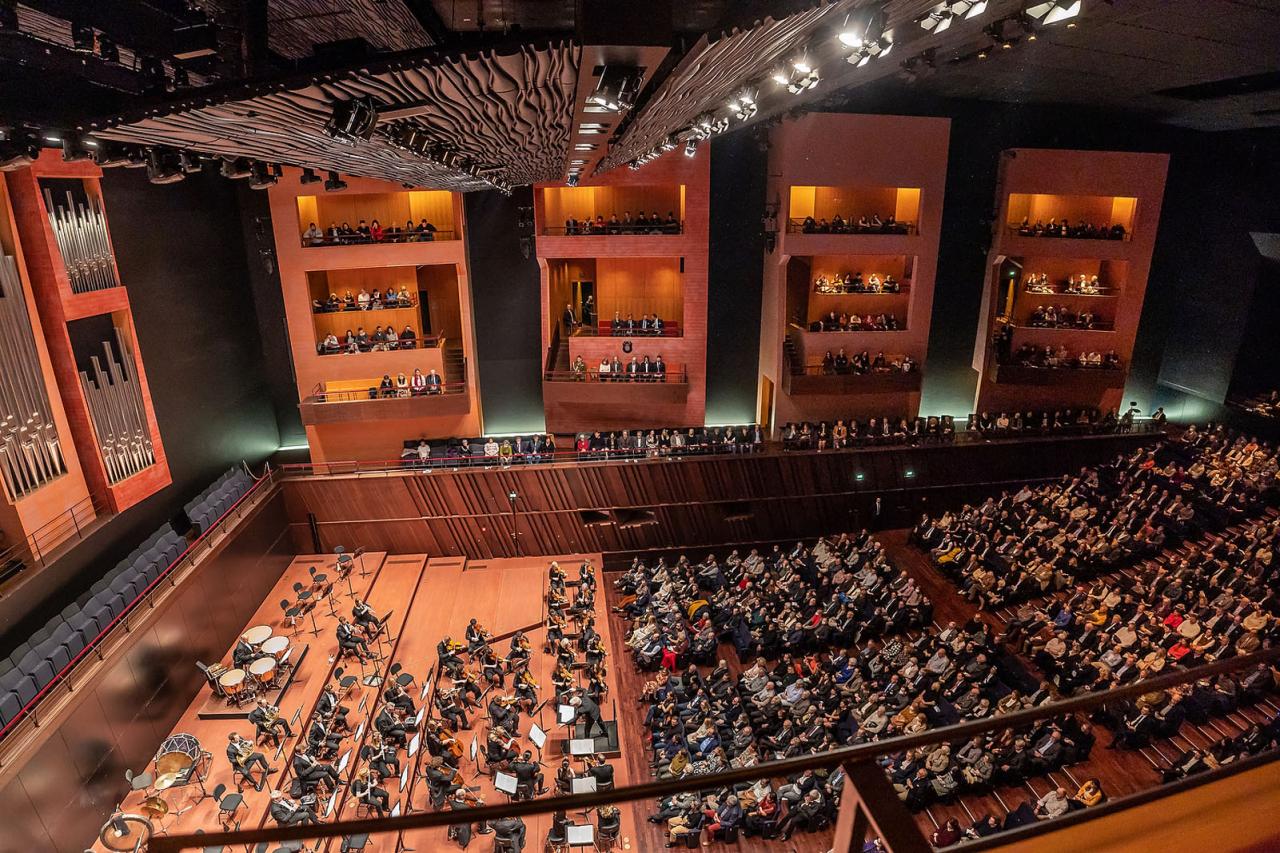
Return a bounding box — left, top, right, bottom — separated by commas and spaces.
77, 328, 155, 484
43, 189, 119, 294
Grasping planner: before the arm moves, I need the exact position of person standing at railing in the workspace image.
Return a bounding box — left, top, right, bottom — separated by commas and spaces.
562, 302, 577, 334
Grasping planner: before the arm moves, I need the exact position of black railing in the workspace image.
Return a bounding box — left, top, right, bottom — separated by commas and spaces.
544, 222, 682, 236
787, 217, 917, 235
300, 229, 457, 247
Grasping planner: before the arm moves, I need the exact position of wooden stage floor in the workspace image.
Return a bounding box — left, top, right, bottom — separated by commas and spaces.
90, 552, 639, 853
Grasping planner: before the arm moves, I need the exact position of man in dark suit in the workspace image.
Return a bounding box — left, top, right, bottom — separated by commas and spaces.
492, 815, 527, 851
293, 749, 340, 792
226, 732, 274, 790
249, 701, 294, 747
269, 790, 319, 826
572, 691, 606, 738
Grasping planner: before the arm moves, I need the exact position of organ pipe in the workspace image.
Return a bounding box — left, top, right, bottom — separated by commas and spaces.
43, 189, 119, 294
78, 328, 155, 484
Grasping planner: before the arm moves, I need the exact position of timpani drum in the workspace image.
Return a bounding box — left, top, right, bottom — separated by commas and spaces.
242, 624, 273, 646
219, 668, 248, 698
249, 656, 277, 687
260, 635, 289, 660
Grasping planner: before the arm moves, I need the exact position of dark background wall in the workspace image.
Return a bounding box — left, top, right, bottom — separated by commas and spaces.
465, 186, 547, 434
0, 168, 280, 649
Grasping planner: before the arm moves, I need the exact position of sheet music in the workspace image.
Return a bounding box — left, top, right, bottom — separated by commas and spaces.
493, 771, 518, 795
338, 750, 351, 773
569, 738, 595, 756
557, 704, 576, 724
290, 706, 302, 726
326, 788, 339, 817
354, 721, 364, 742
399, 766, 410, 792
566, 824, 594, 845
528, 724, 547, 749
408, 733, 421, 757
571, 775, 597, 794
421, 681, 430, 700
469, 737, 478, 761
357, 694, 368, 714
390, 801, 402, 818
414, 707, 425, 726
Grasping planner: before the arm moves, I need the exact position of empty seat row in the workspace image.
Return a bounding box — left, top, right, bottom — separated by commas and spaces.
0, 466, 257, 732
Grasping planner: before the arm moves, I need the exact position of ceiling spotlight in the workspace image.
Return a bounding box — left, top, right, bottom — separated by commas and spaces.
838, 5, 885, 48
93, 143, 130, 168
219, 157, 252, 179
124, 147, 148, 168
179, 151, 202, 173
61, 134, 94, 162
730, 90, 758, 121
684, 138, 699, 158
920, 10, 953, 34
172, 66, 190, 88
145, 149, 185, 185
659, 135, 678, 152
97, 34, 119, 63
324, 170, 347, 192
977, 46, 989, 59
0, 131, 40, 171
299, 167, 321, 184
1025, 0, 1078, 24
249, 161, 278, 190
586, 65, 642, 113
71, 21, 94, 53
324, 96, 379, 144
628, 161, 640, 171
140, 57, 167, 95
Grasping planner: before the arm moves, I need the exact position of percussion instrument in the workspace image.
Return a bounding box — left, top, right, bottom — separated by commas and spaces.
243, 624, 273, 645
249, 656, 277, 686
98, 813, 154, 853
154, 733, 203, 777
260, 635, 289, 659
219, 668, 249, 698
142, 795, 170, 821
154, 771, 181, 790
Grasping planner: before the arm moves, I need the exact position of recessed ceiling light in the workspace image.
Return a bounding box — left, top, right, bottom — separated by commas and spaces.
574, 143, 597, 151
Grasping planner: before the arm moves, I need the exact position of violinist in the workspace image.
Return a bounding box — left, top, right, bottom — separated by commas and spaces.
548, 561, 566, 592
336, 616, 374, 662
585, 631, 607, 668
578, 561, 596, 592
554, 637, 576, 670
464, 618, 491, 654
360, 730, 401, 779
447, 788, 489, 848
478, 646, 504, 687
436, 687, 470, 731
506, 630, 532, 671
514, 663, 539, 712
486, 726, 519, 768
578, 617, 600, 653
586, 662, 608, 704
438, 636, 466, 675
555, 757, 575, 794
488, 694, 519, 732
450, 666, 483, 709
426, 755, 465, 808
551, 663, 574, 700
545, 613, 566, 651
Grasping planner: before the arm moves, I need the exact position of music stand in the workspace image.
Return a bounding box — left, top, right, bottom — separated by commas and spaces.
493, 772, 518, 798
566, 824, 594, 847
570, 776, 596, 795
354, 546, 369, 578
569, 739, 595, 757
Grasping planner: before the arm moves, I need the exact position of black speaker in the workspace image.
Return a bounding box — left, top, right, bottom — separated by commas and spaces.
170, 509, 193, 537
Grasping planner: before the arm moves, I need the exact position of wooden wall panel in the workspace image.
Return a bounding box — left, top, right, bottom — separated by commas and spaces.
595, 257, 683, 323
284, 432, 1156, 560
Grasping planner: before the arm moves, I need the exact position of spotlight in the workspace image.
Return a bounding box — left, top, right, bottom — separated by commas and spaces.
684, 138, 699, 158
952, 0, 988, 17
71, 21, 94, 53
1025, 0, 1078, 24
172, 66, 190, 88
0, 131, 40, 171
97, 34, 119, 63
323, 96, 379, 144
299, 167, 321, 184
324, 170, 347, 192
0, 0, 17, 31
219, 157, 252, 179
729, 90, 758, 121
659, 134, 678, 152
124, 147, 148, 168
977, 46, 989, 59
93, 143, 130, 168
586, 65, 642, 113
141, 57, 167, 95
920, 10, 953, 34
837, 5, 885, 48
61, 134, 94, 162
179, 151, 202, 173
249, 161, 278, 189
145, 149, 185, 184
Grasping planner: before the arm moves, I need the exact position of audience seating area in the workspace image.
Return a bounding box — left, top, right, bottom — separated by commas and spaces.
969, 407, 1145, 438
399, 426, 765, 467
791, 214, 914, 234
1014, 219, 1127, 241
782, 416, 955, 450
0, 467, 257, 729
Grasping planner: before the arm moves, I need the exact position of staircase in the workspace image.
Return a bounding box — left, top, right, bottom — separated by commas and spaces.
443, 343, 467, 390
783, 334, 803, 375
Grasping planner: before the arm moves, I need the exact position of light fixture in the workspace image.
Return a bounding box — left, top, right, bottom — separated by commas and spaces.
684, 138, 699, 158
977, 46, 989, 59
299, 167, 321, 184
586, 65, 642, 113
659, 135, 678, 152
920, 9, 953, 33
838, 4, 885, 48
219, 157, 252, 179
97, 34, 118, 63
145, 149, 185, 184
140, 57, 167, 95
573, 143, 597, 151
61, 134, 93, 162
952, 0, 988, 18
43, 133, 62, 144
124, 147, 148, 168
729, 89, 758, 121
172, 66, 190, 88
324, 171, 347, 192
93, 143, 130, 168
71, 21, 94, 53
776, 57, 820, 94
179, 151, 202, 173
0, 131, 40, 171
323, 96, 379, 144
249, 161, 278, 189
1025, 0, 1080, 25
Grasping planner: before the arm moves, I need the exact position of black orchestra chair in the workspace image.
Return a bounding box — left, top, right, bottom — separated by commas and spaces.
596, 822, 621, 851
340, 835, 370, 852
211, 783, 244, 829
387, 661, 414, 687
333, 666, 359, 696
493, 835, 520, 853
279, 598, 303, 637
193, 828, 224, 853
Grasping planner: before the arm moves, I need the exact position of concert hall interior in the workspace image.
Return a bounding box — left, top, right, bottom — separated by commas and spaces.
1, 2, 1280, 853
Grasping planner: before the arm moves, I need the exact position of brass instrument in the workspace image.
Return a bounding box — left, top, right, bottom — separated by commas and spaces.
233, 740, 253, 767
259, 703, 281, 725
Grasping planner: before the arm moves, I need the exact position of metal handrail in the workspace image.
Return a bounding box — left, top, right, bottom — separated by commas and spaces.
300, 229, 457, 247
788, 217, 917, 235
150, 645, 1280, 852
544, 222, 682, 236
304, 380, 466, 403
0, 493, 102, 577
0, 469, 277, 743
544, 368, 686, 383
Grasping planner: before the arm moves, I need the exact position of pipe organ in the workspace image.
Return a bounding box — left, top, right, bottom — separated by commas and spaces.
0, 254, 67, 499
78, 329, 156, 484
43, 189, 119, 294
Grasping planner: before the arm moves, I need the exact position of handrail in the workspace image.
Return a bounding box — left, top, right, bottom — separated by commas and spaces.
301, 230, 457, 247
304, 381, 467, 403
0, 468, 277, 743
544, 368, 686, 383
150, 644, 1280, 852
0, 493, 101, 575
544, 222, 682, 236
788, 217, 917, 235
790, 363, 920, 376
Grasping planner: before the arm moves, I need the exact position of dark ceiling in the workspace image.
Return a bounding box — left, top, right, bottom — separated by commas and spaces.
2, 0, 1278, 190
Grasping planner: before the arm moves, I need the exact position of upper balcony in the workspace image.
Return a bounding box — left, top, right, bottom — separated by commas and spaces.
783, 184, 922, 254
295, 189, 459, 249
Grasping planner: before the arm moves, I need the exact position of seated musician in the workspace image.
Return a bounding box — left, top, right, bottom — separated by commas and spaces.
352, 597, 383, 637
514, 663, 539, 712
506, 630, 532, 671
578, 618, 600, 653
579, 561, 597, 591
437, 636, 466, 675
227, 732, 274, 790
486, 725, 519, 769
545, 614, 567, 650
586, 633, 607, 668
269, 790, 319, 826
586, 753, 614, 790
492, 815, 527, 851
249, 700, 294, 746
375, 704, 417, 747
549, 561, 566, 590
510, 749, 546, 797
336, 616, 374, 662
449, 668, 483, 709
307, 714, 343, 758
384, 680, 417, 716
489, 694, 520, 733
597, 805, 622, 838
436, 687, 470, 731
587, 662, 608, 703
551, 663, 574, 700
465, 618, 490, 654
360, 731, 401, 780
352, 768, 391, 817
555, 757, 575, 794
315, 685, 351, 731
426, 754, 466, 809
232, 634, 258, 669
476, 646, 504, 688
554, 638, 576, 670
447, 788, 490, 848
293, 748, 340, 793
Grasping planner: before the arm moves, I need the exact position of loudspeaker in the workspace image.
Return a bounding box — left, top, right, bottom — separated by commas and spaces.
170, 510, 193, 537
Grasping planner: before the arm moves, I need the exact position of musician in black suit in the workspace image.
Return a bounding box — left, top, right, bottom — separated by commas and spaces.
293, 748, 340, 792
226, 732, 273, 791
307, 716, 343, 758
492, 815, 527, 852
315, 686, 351, 731
269, 790, 319, 826
586, 754, 614, 790
570, 691, 606, 738
336, 616, 373, 661
426, 755, 465, 809
353, 768, 391, 817
249, 701, 294, 746
510, 750, 546, 797
384, 680, 417, 716
352, 597, 383, 637
232, 635, 257, 668
375, 705, 417, 747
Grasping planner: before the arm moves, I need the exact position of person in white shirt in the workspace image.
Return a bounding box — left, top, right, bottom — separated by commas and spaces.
303, 222, 323, 243
484, 437, 499, 459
